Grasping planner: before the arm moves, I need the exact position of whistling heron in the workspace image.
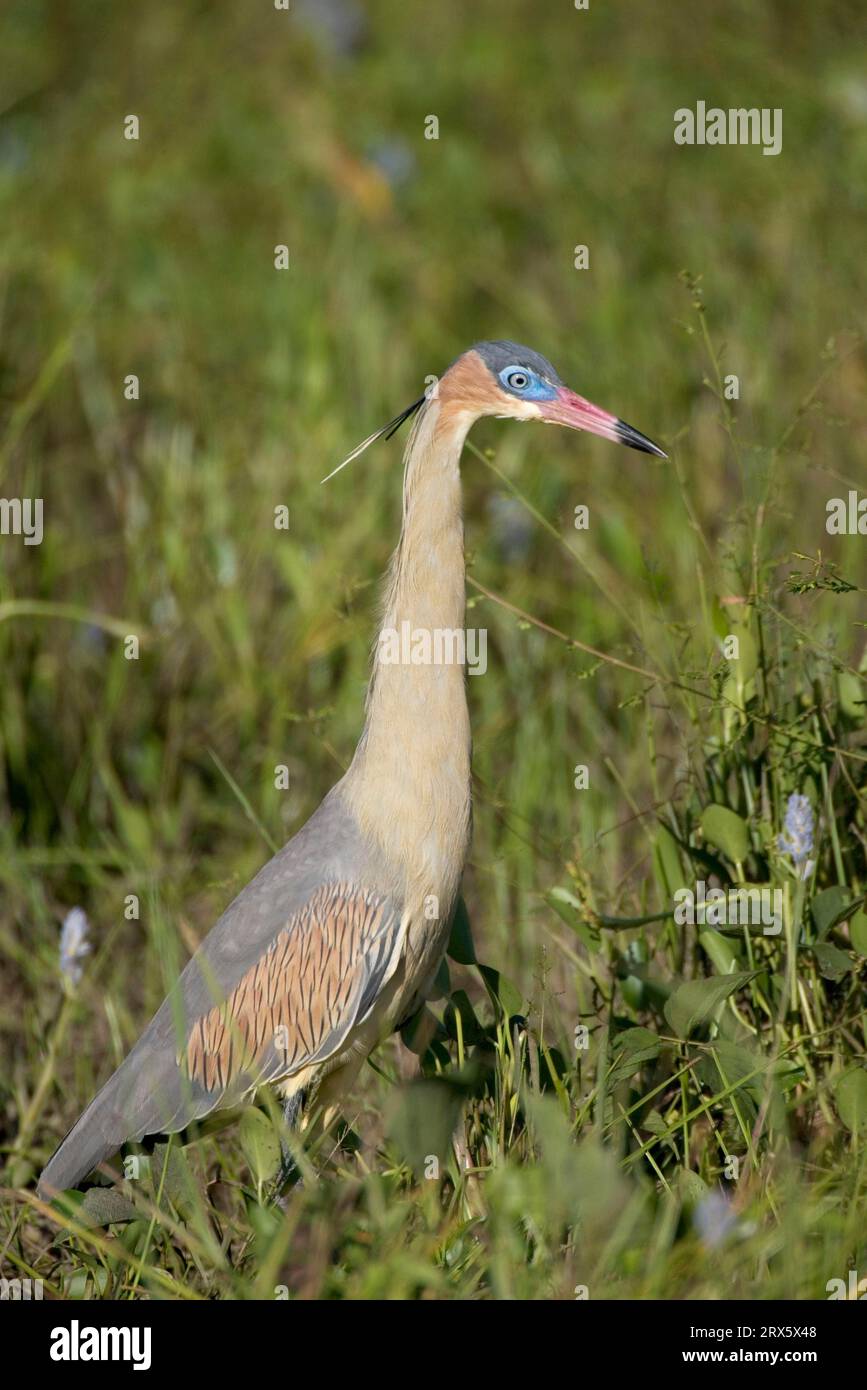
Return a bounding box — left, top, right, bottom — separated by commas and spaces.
38, 340, 665, 1198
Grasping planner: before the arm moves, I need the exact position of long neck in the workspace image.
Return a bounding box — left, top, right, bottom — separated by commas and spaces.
342, 399, 473, 905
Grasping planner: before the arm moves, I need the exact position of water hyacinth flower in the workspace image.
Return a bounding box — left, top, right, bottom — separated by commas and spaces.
777, 793, 815, 880
693, 1189, 738, 1251
296, 0, 366, 57
59, 907, 91, 986
368, 139, 415, 191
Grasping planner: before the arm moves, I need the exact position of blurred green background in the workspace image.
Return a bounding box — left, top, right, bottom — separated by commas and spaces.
1, 0, 866, 1298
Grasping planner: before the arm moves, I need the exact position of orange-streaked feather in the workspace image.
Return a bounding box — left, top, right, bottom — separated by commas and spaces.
184, 881, 396, 1094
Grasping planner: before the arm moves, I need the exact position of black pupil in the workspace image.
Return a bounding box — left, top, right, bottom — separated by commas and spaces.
511, 372, 527, 388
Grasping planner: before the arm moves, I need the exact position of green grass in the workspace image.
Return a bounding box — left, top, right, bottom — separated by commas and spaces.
1, 0, 866, 1299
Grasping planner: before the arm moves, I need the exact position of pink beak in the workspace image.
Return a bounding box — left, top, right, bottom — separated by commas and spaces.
540, 387, 667, 458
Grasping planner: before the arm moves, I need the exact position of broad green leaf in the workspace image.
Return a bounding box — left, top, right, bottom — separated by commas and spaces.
239, 1107, 281, 1186
150, 1140, 198, 1220
621, 974, 645, 1010
443, 989, 484, 1044
400, 1004, 439, 1056
663, 822, 733, 885
63, 1268, 111, 1297
431, 956, 451, 999
705, 1039, 765, 1098
812, 886, 859, 939
772, 1057, 806, 1092
653, 825, 683, 900
833, 1068, 867, 1133
608, 1026, 661, 1084
447, 897, 476, 964
119, 1219, 149, 1255
699, 928, 741, 973
245, 1198, 282, 1258
849, 909, 867, 955
727, 884, 780, 936
664, 971, 756, 1039
700, 804, 750, 864
677, 1168, 708, 1204
812, 942, 853, 980
78, 1186, 139, 1227
698, 1039, 771, 1126
45, 1187, 86, 1221
642, 1108, 675, 1141
616, 960, 673, 1008
387, 1078, 464, 1175
478, 963, 524, 1017
523, 1095, 628, 1234
621, 940, 647, 1011
716, 1005, 756, 1045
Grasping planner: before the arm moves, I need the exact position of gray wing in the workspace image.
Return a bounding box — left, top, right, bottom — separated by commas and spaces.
37, 786, 404, 1197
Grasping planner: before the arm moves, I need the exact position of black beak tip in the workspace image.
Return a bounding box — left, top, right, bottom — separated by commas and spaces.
615, 418, 668, 459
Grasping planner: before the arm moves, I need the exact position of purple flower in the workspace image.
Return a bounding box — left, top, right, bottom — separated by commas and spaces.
778, 794, 815, 880
694, 1189, 737, 1250
59, 907, 91, 986
296, 0, 366, 57
368, 140, 415, 190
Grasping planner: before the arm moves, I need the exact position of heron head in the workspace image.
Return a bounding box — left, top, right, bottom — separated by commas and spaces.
323, 338, 666, 483
461, 339, 667, 457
